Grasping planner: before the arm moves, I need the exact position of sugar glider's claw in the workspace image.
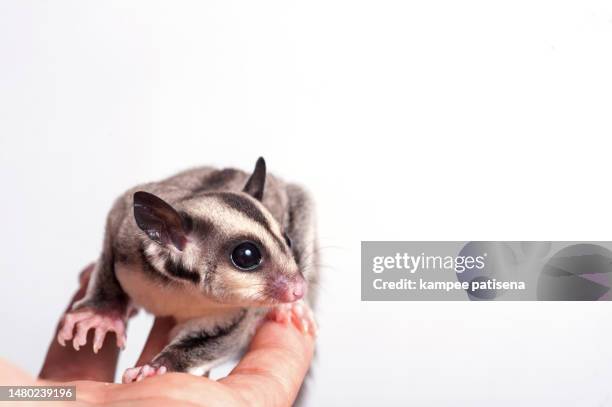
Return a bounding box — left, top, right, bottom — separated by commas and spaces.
268, 300, 318, 337
57, 311, 89, 347
57, 308, 127, 352
122, 364, 167, 384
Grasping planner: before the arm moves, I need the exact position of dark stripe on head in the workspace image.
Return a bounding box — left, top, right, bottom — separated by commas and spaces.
179, 211, 214, 236
165, 258, 201, 284
216, 192, 287, 253
217, 192, 270, 230
189, 169, 240, 196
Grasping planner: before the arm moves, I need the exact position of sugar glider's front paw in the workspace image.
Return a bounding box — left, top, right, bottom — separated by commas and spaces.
268, 300, 318, 336
57, 307, 127, 353
122, 364, 168, 383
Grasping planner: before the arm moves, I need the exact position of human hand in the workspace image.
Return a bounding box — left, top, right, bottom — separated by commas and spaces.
0, 265, 316, 407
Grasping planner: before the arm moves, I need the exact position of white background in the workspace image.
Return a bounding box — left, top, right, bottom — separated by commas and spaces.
1, 1, 612, 405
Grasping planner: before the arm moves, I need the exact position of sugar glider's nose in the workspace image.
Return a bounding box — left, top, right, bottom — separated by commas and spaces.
269, 274, 307, 302
289, 277, 306, 301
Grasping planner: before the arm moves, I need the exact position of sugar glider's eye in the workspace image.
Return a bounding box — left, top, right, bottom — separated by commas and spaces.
231, 242, 262, 271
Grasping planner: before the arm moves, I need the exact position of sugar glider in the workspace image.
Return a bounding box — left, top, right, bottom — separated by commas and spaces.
56, 157, 319, 382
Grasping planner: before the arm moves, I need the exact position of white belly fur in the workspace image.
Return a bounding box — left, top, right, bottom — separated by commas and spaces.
115, 262, 238, 323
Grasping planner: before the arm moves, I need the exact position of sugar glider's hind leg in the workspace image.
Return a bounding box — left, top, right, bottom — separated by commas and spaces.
122, 310, 258, 383
57, 198, 132, 353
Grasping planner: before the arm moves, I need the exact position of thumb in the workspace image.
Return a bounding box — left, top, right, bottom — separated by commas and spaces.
219, 312, 316, 407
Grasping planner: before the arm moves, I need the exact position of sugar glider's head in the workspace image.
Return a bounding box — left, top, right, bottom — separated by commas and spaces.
133, 157, 306, 306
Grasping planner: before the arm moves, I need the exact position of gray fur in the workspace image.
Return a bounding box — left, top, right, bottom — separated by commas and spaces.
72, 158, 319, 375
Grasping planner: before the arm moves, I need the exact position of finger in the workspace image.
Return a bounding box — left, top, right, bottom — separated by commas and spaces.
135, 316, 175, 366
219, 314, 316, 407
39, 264, 121, 382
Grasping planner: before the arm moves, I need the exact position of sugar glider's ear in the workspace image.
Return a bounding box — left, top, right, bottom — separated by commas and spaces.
133, 191, 188, 250
243, 157, 266, 201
